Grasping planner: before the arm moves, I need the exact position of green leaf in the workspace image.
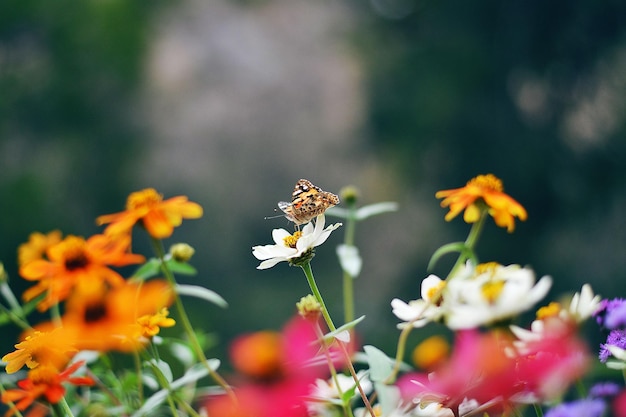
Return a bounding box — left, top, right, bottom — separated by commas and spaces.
336, 244, 362, 278
363, 345, 401, 414
132, 258, 161, 280
165, 259, 197, 275
363, 345, 393, 382
325, 206, 351, 219
175, 284, 228, 308
355, 202, 398, 220
321, 315, 365, 343
427, 241, 468, 271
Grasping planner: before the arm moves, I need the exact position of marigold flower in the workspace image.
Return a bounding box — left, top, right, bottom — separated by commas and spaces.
19, 234, 144, 311
18, 231, 63, 267
2, 361, 93, 417
97, 188, 203, 239
435, 174, 527, 232
2, 329, 76, 374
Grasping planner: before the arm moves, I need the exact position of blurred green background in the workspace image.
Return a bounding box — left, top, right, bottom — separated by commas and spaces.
1, 0, 626, 371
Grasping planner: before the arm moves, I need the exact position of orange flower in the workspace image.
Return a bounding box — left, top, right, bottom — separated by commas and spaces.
18, 231, 62, 267
230, 331, 283, 379
2, 361, 93, 417
2, 329, 76, 374
33, 280, 174, 352
96, 188, 203, 239
19, 234, 145, 311
435, 174, 527, 232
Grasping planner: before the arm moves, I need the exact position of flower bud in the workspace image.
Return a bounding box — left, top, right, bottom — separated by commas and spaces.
169, 243, 195, 262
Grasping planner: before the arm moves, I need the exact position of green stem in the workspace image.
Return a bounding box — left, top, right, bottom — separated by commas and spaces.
301, 262, 336, 331
447, 210, 488, 278
342, 206, 357, 325
150, 238, 235, 402
533, 403, 544, 417
300, 262, 376, 417
52, 398, 74, 417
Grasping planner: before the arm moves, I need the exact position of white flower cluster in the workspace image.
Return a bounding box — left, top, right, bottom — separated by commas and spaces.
392, 262, 553, 330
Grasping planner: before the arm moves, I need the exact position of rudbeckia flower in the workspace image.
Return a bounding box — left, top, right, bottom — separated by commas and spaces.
1, 361, 94, 417
252, 214, 341, 269
97, 188, 203, 239
19, 234, 144, 311
435, 174, 527, 232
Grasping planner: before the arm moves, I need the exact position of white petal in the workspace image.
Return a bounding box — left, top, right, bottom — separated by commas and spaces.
257, 257, 288, 269
421, 275, 444, 301
336, 244, 362, 277
271, 228, 292, 244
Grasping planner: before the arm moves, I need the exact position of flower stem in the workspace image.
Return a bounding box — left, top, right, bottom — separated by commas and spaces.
300, 262, 376, 417
301, 261, 336, 332
342, 205, 357, 325
447, 209, 488, 278
150, 238, 235, 402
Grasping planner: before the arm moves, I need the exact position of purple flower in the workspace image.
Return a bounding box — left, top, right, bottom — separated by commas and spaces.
589, 382, 621, 398
595, 298, 626, 328
545, 398, 606, 417
599, 329, 626, 362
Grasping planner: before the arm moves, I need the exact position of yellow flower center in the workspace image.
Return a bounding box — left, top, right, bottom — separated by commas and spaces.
426, 281, 446, 303
481, 280, 505, 303
28, 365, 58, 383
536, 302, 562, 320
283, 231, 303, 248
126, 188, 163, 210
474, 262, 500, 277
59, 237, 89, 271
468, 174, 504, 192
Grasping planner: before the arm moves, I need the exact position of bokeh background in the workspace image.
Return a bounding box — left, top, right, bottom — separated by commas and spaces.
2, 0, 626, 364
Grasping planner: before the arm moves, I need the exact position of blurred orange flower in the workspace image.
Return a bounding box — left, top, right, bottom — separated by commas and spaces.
19, 234, 144, 311
17, 231, 62, 267
435, 174, 527, 232
33, 280, 174, 352
2, 361, 93, 417
2, 329, 76, 374
97, 188, 203, 239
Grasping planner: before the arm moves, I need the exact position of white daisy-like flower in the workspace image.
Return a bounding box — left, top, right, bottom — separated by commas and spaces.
391, 275, 446, 328
252, 214, 341, 269
567, 283, 601, 323
444, 262, 552, 330
307, 371, 372, 415
413, 401, 455, 417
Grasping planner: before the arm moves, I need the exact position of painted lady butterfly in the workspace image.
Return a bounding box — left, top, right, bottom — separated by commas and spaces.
278, 179, 340, 226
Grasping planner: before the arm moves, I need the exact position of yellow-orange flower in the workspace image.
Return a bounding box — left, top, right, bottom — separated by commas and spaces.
136, 307, 176, 337
2, 361, 93, 417
230, 331, 283, 379
2, 329, 76, 374
17, 231, 62, 267
435, 174, 527, 232
19, 234, 144, 311
96, 188, 203, 239
33, 280, 174, 352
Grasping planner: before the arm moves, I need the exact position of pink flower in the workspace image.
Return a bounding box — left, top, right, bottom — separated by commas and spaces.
399, 329, 589, 414
204, 316, 328, 417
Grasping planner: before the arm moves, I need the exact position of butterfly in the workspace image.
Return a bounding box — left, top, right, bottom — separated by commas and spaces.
278, 179, 340, 226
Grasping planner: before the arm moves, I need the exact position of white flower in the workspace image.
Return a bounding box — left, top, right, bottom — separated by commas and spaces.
444, 263, 552, 330
252, 214, 341, 269
336, 244, 362, 277
308, 371, 372, 415
391, 275, 446, 328
413, 401, 455, 417
567, 283, 601, 323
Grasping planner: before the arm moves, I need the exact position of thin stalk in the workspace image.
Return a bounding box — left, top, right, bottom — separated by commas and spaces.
342, 206, 357, 324
314, 322, 353, 417
447, 210, 488, 278
52, 398, 74, 417
150, 238, 235, 402
300, 262, 376, 417
533, 403, 544, 417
